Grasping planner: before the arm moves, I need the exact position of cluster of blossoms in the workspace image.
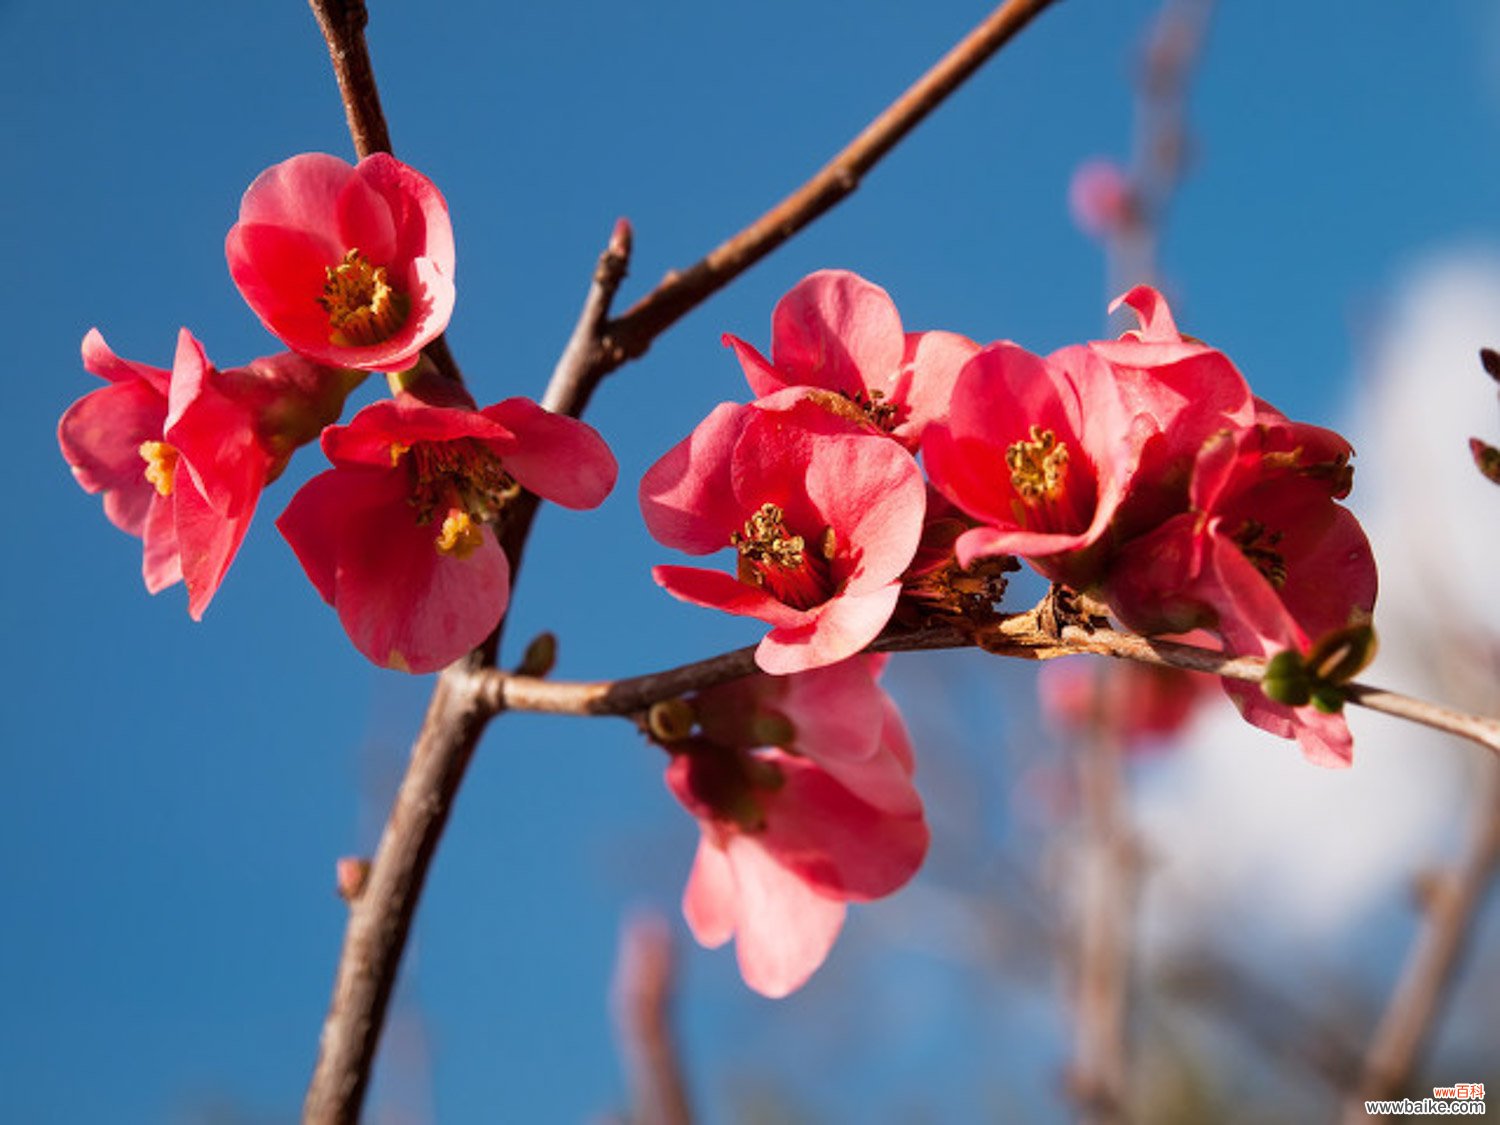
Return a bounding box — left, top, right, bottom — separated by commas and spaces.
639, 271, 1376, 990
642, 273, 1376, 767
60, 153, 616, 672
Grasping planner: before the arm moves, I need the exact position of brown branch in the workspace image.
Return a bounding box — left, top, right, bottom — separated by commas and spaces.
1341, 762, 1500, 1121
306, 0, 391, 159
543, 0, 1061, 412
473, 615, 1500, 762
304, 666, 497, 1123
610, 913, 693, 1125
1105, 0, 1216, 294
1066, 691, 1137, 1124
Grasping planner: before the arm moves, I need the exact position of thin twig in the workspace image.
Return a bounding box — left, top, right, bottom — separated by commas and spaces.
1341, 762, 1500, 1121
1106, 0, 1216, 295
306, 0, 391, 159
610, 913, 693, 1125
473, 615, 1500, 762
485, 218, 636, 663
586, 0, 1061, 387
304, 666, 496, 1124
1066, 684, 1136, 1124
301, 3, 1058, 1119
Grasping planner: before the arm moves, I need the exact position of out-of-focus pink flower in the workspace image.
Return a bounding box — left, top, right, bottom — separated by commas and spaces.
663, 657, 928, 997
59, 328, 354, 618
278, 391, 616, 673
1105, 411, 1376, 766
1068, 159, 1136, 240
923, 341, 1137, 589
723, 270, 978, 449
1038, 656, 1216, 752
640, 400, 926, 674
226, 153, 456, 373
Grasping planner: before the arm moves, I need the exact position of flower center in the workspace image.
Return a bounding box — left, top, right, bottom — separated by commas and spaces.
319, 249, 411, 348
1232, 518, 1287, 588
838, 387, 904, 434
1006, 425, 1069, 501
139, 440, 179, 497
396, 438, 519, 559
731, 502, 835, 610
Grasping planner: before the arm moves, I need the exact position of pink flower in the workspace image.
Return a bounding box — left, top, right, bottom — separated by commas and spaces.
1068, 159, 1137, 239
640, 399, 926, 674
1038, 656, 1215, 752
278, 391, 616, 673
226, 153, 456, 373
59, 328, 353, 618
723, 270, 977, 448
923, 341, 1138, 589
1105, 411, 1376, 765
1089, 286, 1257, 537
663, 658, 928, 997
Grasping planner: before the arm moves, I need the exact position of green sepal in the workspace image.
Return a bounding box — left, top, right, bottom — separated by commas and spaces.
1261, 650, 1312, 706
1309, 684, 1346, 714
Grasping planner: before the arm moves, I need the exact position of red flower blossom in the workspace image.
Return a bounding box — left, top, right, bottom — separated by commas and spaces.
59, 328, 353, 618
923, 341, 1137, 589
1038, 656, 1216, 752
723, 270, 977, 448
640, 399, 926, 674
278, 392, 616, 673
226, 153, 456, 373
1105, 410, 1376, 765
1089, 286, 1257, 537
663, 658, 928, 997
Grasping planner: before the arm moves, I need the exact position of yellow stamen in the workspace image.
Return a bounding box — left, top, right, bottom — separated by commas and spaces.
435, 509, 485, 559
1232, 519, 1288, 588
731, 503, 835, 610
139, 440, 179, 497
1006, 425, 1069, 501
319, 248, 410, 347
732, 504, 805, 572
388, 441, 410, 467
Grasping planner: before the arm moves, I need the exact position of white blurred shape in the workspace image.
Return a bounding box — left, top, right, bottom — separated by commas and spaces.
1135, 252, 1500, 962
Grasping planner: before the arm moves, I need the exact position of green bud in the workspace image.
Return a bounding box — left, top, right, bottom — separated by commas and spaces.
1261, 649, 1311, 707
1309, 683, 1346, 714
1306, 622, 1378, 685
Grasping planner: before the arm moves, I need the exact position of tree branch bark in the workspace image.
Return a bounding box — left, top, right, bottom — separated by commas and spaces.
472, 613, 1500, 761
1341, 762, 1500, 1121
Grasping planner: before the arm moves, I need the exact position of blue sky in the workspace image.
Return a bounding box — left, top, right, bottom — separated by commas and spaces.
5, 1, 1500, 1120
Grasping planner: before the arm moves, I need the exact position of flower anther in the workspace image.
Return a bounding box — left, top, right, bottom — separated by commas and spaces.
319, 249, 410, 347
138, 440, 179, 497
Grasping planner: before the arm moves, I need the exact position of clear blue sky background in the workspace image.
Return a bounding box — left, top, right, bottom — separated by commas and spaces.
4, 1, 1500, 1121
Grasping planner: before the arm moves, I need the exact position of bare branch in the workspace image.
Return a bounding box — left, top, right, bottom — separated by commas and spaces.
545, 0, 1062, 420
306, 0, 391, 159
611, 913, 693, 1125
304, 667, 497, 1124
474, 614, 1500, 762
1341, 763, 1500, 1120
1066, 704, 1137, 1124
